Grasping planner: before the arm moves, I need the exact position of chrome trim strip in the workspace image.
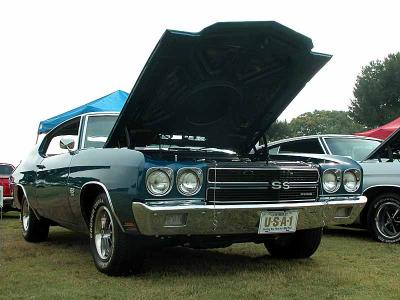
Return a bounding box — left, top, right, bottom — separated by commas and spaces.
208, 167, 319, 171
321, 137, 333, 155
205, 186, 319, 203
208, 181, 320, 185
16, 184, 41, 220
135, 197, 367, 211
80, 181, 125, 232
206, 185, 318, 190
145, 197, 205, 201
206, 199, 318, 204
207, 167, 320, 184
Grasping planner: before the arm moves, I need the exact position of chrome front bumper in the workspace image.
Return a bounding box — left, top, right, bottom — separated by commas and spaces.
132, 196, 367, 236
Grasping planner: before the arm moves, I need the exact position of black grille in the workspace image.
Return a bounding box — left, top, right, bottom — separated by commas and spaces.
208, 168, 318, 183
206, 187, 318, 204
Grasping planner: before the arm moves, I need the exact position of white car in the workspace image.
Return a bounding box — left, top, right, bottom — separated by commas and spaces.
266, 133, 400, 243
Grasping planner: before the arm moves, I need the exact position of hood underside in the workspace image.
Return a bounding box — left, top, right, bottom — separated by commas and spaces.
105, 21, 331, 154
364, 127, 400, 161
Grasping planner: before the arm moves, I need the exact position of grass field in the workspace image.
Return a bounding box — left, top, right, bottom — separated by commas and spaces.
1, 211, 399, 300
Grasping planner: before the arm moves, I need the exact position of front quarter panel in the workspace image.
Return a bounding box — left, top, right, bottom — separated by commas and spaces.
68, 148, 146, 230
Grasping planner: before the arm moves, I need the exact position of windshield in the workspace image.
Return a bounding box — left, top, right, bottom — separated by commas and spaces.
0, 165, 14, 176
324, 138, 381, 161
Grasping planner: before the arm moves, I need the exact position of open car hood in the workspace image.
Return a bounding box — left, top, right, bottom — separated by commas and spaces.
363, 127, 400, 161
105, 21, 331, 154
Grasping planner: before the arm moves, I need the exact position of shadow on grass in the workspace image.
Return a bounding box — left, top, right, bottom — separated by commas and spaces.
45, 229, 318, 276
324, 226, 372, 241
0, 211, 20, 219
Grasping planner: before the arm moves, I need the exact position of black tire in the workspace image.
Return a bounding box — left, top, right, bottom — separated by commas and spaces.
264, 228, 323, 258
367, 193, 400, 243
20, 196, 49, 243
89, 193, 144, 276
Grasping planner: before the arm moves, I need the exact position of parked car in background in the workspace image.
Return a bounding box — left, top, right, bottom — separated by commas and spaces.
266, 133, 400, 243
13, 22, 367, 275
0, 163, 15, 211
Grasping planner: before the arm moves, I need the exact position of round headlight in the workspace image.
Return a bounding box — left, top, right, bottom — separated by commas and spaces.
146, 168, 172, 196
177, 168, 202, 196
343, 169, 361, 192
323, 169, 341, 193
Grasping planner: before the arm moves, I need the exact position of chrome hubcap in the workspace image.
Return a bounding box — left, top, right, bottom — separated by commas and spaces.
94, 206, 114, 260
376, 201, 400, 240
22, 199, 30, 231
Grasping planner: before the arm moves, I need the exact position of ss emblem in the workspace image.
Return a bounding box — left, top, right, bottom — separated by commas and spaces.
271, 181, 290, 190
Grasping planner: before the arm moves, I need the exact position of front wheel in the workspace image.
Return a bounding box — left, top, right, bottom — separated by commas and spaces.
264, 228, 323, 258
89, 193, 144, 276
20, 196, 49, 243
367, 193, 400, 243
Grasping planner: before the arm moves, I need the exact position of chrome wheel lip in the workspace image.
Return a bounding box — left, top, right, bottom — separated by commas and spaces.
375, 201, 400, 240
94, 206, 114, 260
22, 199, 29, 231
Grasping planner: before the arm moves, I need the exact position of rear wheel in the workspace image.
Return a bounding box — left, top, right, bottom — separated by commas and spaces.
89, 193, 144, 276
264, 228, 323, 258
20, 196, 49, 243
367, 193, 400, 243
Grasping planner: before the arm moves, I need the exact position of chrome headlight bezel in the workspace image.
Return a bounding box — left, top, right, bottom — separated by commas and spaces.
343, 169, 361, 193
322, 168, 341, 193
146, 167, 173, 197
176, 167, 203, 196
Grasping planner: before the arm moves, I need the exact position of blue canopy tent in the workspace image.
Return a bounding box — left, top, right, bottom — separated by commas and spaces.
37, 90, 128, 135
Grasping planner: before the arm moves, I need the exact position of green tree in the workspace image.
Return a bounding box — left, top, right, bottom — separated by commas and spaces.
265, 120, 293, 143
349, 52, 400, 128
266, 110, 364, 142
289, 110, 364, 136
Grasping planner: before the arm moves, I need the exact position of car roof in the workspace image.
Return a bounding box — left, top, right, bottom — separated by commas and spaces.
267, 134, 383, 147
0, 163, 15, 169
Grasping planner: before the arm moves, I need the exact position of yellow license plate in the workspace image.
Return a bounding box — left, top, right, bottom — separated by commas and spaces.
258, 211, 298, 234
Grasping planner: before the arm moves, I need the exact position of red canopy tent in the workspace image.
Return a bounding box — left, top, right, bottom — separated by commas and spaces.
355, 116, 400, 140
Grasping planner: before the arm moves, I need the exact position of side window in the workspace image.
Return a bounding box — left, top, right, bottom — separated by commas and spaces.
278, 138, 324, 154
83, 115, 118, 149
268, 146, 280, 154
42, 117, 81, 156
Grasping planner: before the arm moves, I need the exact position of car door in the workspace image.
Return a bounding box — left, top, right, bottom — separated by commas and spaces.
35, 116, 82, 225
66, 114, 119, 228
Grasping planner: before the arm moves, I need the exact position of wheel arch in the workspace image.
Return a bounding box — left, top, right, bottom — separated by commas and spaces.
15, 184, 41, 219
360, 185, 400, 224
79, 181, 125, 232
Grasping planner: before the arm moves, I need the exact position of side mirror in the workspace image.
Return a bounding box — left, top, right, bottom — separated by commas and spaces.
60, 138, 75, 152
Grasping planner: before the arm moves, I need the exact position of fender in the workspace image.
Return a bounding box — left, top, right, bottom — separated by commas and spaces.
15, 184, 41, 220
80, 181, 126, 232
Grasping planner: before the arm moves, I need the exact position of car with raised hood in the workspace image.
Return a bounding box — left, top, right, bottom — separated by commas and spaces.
12, 21, 367, 275
0, 163, 16, 211
267, 133, 400, 243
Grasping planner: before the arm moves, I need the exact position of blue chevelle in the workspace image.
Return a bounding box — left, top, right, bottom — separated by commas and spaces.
13, 21, 367, 275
